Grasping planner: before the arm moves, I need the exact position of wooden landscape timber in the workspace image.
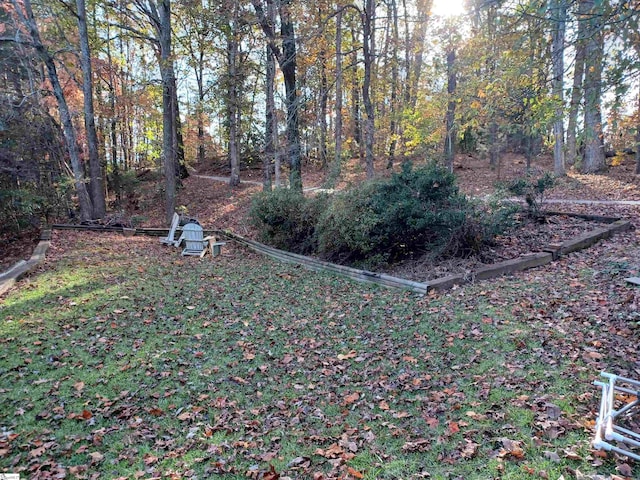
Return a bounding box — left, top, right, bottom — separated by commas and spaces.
31, 214, 633, 296
0, 230, 52, 296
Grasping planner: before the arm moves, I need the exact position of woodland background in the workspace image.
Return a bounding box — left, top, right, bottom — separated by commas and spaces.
1, 0, 640, 230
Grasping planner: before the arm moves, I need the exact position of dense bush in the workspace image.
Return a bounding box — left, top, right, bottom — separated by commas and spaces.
250, 163, 517, 268
0, 177, 74, 235
249, 188, 329, 254
316, 162, 515, 266
0, 187, 45, 232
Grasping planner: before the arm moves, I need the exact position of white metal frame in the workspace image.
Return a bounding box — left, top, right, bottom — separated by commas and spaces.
593, 371, 640, 461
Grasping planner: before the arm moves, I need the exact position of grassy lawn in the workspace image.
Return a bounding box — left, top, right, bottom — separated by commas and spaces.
1, 230, 638, 479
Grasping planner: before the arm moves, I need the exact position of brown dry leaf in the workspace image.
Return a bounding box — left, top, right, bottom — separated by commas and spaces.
393, 411, 411, 419
543, 450, 560, 462
424, 416, 439, 429
343, 392, 360, 405
617, 463, 633, 477
448, 421, 460, 435
337, 351, 357, 361
465, 410, 487, 420
315, 443, 344, 458
89, 451, 104, 464
378, 400, 390, 410
74, 381, 85, 392
347, 467, 364, 479
563, 448, 581, 461
177, 411, 192, 421
402, 438, 430, 452
499, 438, 525, 459
29, 446, 46, 458
460, 439, 479, 458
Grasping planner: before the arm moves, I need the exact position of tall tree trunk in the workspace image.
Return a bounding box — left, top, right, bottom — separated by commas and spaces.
264, 0, 277, 189
159, 0, 176, 224
172, 81, 188, 179
77, 0, 106, 218
196, 49, 206, 165
581, 0, 605, 173
331, 10, 343, 184
408, 0, 431, 109
444, 48, 457, 173
264, 44, 275, 190
566, 32, 585, 166
118, 33, 132, 172
551, 0, 566, 176
228, 31, 240, 187
105, 20, 121, 203
12, 0, 93, 222
362, 0, 375, 179
251, 0, 302, 191
635, 82, 640, 174
387, 0, 399, 169
319, 44, 328, 169
487, 3, 499, 171
279, 2, 302, 191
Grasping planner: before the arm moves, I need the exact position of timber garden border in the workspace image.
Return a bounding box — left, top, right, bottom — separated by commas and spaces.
0, 213, 633, 297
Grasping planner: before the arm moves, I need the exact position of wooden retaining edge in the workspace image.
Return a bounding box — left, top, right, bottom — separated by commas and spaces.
215, 230, 430, 295
544, 211, 622, 223
558, 220, 632, 255
0, 230, 52, 296
51, 224, 217, 238
46, 214, 633, 295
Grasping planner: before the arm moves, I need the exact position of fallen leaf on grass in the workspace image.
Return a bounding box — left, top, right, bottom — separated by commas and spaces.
617, 463, 633, 477
343, 392, 360, 406
315, 443, 344, 458
460, 439, 479, 458
402, 438, 430, 452
347, 467, 364, 478
544, 450, 561, 462
286, 456, 311, 469
448, 421, 460, 435
247, 464, 279, 479
337, 351, 357, 361
495, 438, 525, 459
89, 451, 104, 464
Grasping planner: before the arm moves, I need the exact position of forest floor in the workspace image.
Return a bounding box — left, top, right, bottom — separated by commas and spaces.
1, 153, 640, 478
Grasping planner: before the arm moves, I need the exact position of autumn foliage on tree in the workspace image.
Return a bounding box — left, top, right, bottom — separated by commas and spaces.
1, 0, 640, 231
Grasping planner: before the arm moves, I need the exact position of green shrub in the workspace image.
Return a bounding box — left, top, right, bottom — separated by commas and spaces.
445, 196, 520, 257
316, 162, 515, 266
250, 163, 517, 268
316, 182, 385, 264
505, 171, 556, 216
249, 188, 329, 254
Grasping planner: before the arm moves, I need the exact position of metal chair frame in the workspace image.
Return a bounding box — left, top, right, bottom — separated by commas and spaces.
593, 371, 640, 461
